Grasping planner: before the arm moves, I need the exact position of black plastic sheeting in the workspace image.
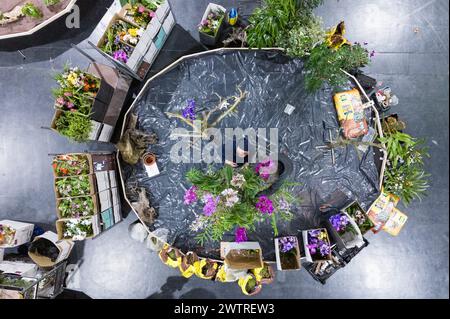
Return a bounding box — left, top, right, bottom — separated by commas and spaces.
120, 50, 380, 260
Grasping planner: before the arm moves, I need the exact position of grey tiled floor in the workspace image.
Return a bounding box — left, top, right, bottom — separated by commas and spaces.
0, 0, 448, 299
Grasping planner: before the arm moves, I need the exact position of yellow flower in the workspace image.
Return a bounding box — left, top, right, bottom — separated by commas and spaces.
128, 28, 139, 37
67, 72, 78, 86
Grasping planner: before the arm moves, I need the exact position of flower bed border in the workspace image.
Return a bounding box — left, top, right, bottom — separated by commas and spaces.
0, 0, 77, 40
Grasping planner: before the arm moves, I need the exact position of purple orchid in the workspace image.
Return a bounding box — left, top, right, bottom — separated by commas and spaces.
182, 99, 196, 121
279, 236, 297, 253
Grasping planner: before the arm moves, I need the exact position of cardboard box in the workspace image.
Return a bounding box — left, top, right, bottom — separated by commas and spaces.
95, 171, 110, 193
52, 153, 94, 178
0, 261, 37, 277
100, 208, 115, 230
274, 236, 301, 271
302, 229, 332, 263
111, 187, 121, 206
220, 242, 263, 270
89, 120, 103, 141
0, 220, 34, 248
324, 211, 365, 250
162, 11, 175, 35
54, 174, 96, 199
98, 123, 114, 142
156, 0, 170, 22
344, 201, 374, 235
56, 215, 101, 241
98, 190, 112, 212
113, 204, 122, 223
109, 170, 117, 188
28, 231, 74, 268
56, 194, 99, 219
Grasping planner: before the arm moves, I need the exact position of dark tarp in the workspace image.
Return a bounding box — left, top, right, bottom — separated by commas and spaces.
119, 49, 380, 260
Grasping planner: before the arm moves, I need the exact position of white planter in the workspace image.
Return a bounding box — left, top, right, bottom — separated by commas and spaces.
156, 1, 170, 22
162, 11, 175, 35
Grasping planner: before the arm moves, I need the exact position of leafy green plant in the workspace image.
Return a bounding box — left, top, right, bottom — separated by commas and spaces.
52, 154, 91, 177
55, 111, 93, 142
378, 128, 430, 205
305, 43, 370, 91
247, 0, 300, 48
58, 196, 95, 218
55, 176, 92, 198
278, 13, 325, 58
186, 163, 299, 244
22, 3, 43, 18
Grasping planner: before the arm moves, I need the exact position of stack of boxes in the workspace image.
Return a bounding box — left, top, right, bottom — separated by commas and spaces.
53, 153, 122, 241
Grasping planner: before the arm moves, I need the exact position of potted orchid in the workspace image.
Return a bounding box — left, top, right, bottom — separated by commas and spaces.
185, 163, 298, 245
274, 236, 301, 271
198, 3, 226, 46
326, 211, 364, 249
303, 228, 332, 263
345, 201, 374, 235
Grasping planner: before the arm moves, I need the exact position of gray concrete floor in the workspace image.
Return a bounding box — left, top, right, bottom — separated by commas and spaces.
0, 0, 448, 299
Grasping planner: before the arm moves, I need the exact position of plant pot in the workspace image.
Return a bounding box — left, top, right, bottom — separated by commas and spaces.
158, 244, 182, 268
343, 201, 374, 235
55, 215, 101, 241
142, 153, 156, 166
55, 194, 99, 219
302, 228, 332, 263
52, 153, 94, 178
198, 3, 226, 47
324, 211, 365, 250
274, 236, 301, 271
194, 259, 219, 280
54, 174, 96, 199
179, 251, 199, 278
27, 231, 74, 268
252, 263, 275, 285
238, 274, 263, 296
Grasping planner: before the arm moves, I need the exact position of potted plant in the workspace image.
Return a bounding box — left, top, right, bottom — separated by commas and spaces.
326, 211, 364, 250
179, 251, 199, 278
251, 262, 275, 284
274, 236, 301, 271
238, 273, 263, 296
194, 259, 219, 280
302, 228, 332, 263
56, 195, 98, 219
198, 3, 226, 46
54, 175, 95, 198
158, 244, 182, 268
52, 153, 93, 177
56, 216, 98, 241
344, 201, 374, 235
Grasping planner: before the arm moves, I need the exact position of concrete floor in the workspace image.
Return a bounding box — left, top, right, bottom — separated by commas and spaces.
0, 0, 448, 299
